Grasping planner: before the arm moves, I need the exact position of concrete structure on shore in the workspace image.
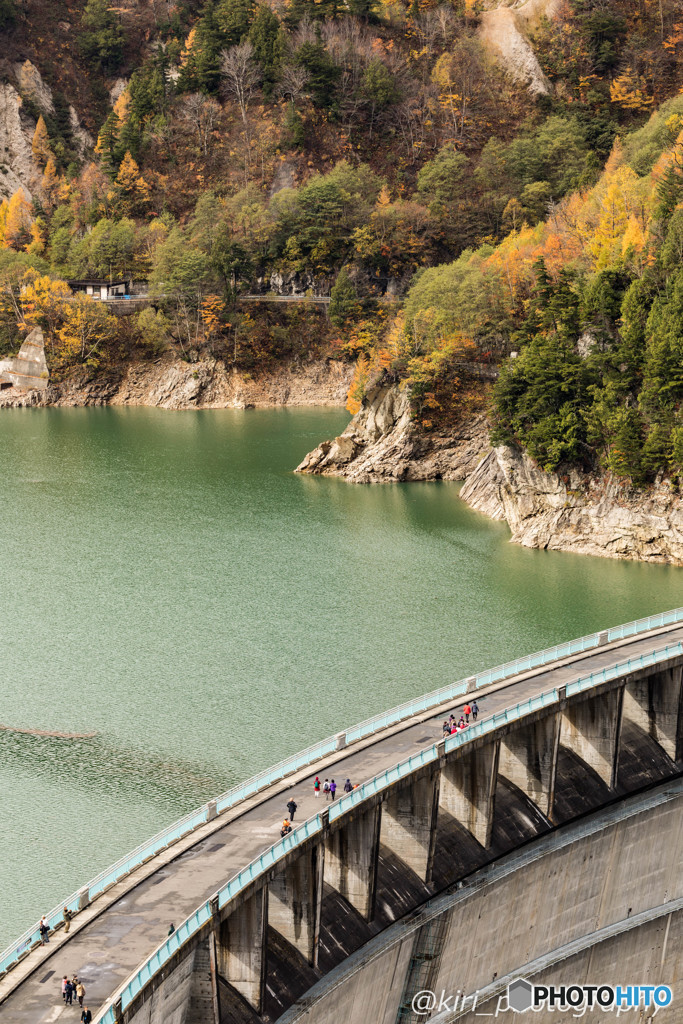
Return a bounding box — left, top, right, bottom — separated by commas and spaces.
0, 327, 48, 389
1, 613, 682, 1024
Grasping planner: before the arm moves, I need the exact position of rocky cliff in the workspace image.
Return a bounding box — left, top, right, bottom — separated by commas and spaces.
460, 445, 683, 565
0, 61, 91, 201
0, 355, 353, 410
295, 380, 490, 483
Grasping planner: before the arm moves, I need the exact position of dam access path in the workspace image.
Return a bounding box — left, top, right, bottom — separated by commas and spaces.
1, 614, 683, 1023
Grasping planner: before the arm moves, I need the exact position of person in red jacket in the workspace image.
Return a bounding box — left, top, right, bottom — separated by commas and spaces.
464, 703, 471, 723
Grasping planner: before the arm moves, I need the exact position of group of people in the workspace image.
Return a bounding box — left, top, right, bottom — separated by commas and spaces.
61, 975, 90, 1019
442, 701, 479, 736
313, 777, 355, 800
280, 778, 356, 836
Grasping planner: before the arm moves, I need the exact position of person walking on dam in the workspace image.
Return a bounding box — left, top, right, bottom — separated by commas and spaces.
287, 795, 297, 820
323, 778, 330, 799
344, 778, 353, 794
76, 981, 86, 1007
313, 776, 321, 797
464, 703, 471, 723
81, 1006, 92, 1024
330, 779, 337, 799
39, 915, 49, 944
63, 906, 72, 933
471, 701, 479, 721
61, 977, 68, 1003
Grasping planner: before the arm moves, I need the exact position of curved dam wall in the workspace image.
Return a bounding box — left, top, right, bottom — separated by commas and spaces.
110, 649, 683, 1024
278, 780, 682, 1024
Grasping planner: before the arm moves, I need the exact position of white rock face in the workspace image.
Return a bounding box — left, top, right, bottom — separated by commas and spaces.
14, 60, 55, 114
0, 65, 92, 199
109, 78, 128, 104
461, 445, 683, 565
69, 105, 94, 157
0, 82, 37, 200
480, 0, 561, 96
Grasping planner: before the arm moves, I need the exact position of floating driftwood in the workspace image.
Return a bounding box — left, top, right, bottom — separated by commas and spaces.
0, 723, 97, 739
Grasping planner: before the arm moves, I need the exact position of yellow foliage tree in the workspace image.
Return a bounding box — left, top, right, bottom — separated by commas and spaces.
200, 295, 226, 338
113, 151, 151, 215
610, 71, 653, 112
3, 189, 33, 250
113, 89, 131, 123
346, 354, 370, 414
57, 295, 112, 366
27, 218, 46, 256
31, 115, 53, 168
19, 274, 71, 338
181, 27, 197, 68
587, 167, 640, 270
41, 156, 60, 211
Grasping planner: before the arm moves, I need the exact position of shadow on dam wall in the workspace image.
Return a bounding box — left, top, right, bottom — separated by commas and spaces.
261, 718, 678, 1022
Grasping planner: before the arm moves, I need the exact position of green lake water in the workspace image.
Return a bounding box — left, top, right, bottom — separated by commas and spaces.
0, 405, 681, 948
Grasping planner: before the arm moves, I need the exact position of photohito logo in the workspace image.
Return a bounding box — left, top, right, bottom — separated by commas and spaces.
507, 979, 673, 1014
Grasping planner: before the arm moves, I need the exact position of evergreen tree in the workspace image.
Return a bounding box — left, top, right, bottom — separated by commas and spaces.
640, 269, 683, 418
641, 422, 673, 479
216, 0, 255, 46
606, 407, 644, 483
248, 6, 283, 97
295, 42, 341, 112
329, 266, 360, 326
178, 2, 222, 93
281, 101, 305, 150
96, 111, 121, 178
79, 0, 125, 71
0, 0, 17, 31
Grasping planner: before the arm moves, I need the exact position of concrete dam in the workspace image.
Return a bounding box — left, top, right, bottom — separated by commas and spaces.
1, 611, 682, 1024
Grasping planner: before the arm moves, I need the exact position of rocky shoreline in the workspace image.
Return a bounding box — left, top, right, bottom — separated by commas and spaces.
296, 381, 491, 483
0, 355, 353, 410
296, 380, 683, 566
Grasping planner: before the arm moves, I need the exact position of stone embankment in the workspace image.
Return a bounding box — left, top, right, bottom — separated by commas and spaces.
297, 380, 683, 565
296, 380, 490, 483
0, 356, 353, 410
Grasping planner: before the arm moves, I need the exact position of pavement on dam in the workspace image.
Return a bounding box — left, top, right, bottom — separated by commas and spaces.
3, 622, 683, 1023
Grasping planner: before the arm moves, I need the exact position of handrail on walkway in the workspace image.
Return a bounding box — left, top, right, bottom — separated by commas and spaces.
1, 607, 682, 981
92, 638, 683, 1024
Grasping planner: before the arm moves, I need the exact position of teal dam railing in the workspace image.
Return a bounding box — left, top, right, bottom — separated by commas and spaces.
1, 607, 682, 982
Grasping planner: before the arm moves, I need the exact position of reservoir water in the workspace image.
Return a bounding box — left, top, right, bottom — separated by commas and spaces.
0, 405, 681, 949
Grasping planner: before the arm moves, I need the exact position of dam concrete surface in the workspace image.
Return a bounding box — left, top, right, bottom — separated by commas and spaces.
1, 616, 682, 1023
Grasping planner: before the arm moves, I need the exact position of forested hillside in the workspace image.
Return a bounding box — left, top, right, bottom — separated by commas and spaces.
2, 0, 683, 484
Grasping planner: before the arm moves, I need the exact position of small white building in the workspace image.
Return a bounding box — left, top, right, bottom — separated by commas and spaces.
67, 278, 146, 300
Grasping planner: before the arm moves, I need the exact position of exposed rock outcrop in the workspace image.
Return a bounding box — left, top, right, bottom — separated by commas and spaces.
0, 81, 37, 200
296, 380, 491, 483
461, 445, 683, 565
0, 356, 353, 410
480, 0, 560, 96
0, 62, 92, 200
